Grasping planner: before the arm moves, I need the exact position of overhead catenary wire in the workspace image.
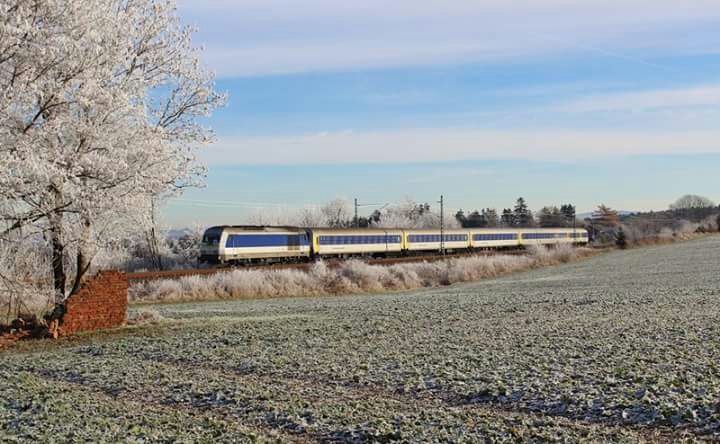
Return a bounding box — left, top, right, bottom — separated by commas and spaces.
167, 198, 327, 209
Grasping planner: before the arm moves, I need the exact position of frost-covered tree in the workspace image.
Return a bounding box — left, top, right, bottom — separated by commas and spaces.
372, 198, 459, 229
0, 0, 225, 303
242, 201, 352, 228
297, 207, 327, 228
670, 194, 715, 210
321, 199, 352, 228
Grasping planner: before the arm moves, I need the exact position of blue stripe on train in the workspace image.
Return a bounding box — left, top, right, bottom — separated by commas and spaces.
226, 234, 309, 248
408, 234, 467, 242
523, 233, 567, 239
319, 235, 401, 245
473, 233, 518, 241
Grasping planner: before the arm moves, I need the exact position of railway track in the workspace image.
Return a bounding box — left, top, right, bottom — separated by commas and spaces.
126, 249, 529, 282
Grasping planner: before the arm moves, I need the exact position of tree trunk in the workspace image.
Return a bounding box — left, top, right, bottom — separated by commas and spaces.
69, 217, 93, 295
47, 184, 68, 332
147, 197, 164, 271
48, 207, 66, 304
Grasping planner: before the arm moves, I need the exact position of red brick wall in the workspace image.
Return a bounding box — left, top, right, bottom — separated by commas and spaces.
58, 271, 128, 336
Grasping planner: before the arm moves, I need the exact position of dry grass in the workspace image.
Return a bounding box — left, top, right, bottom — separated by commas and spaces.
126, 308, 165, 325
129, 244, 596, 304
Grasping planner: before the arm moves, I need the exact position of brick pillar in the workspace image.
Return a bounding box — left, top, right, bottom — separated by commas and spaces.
57, 271, 128, 336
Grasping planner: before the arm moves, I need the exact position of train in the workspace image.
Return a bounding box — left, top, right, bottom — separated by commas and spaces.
199, 225, 589, 264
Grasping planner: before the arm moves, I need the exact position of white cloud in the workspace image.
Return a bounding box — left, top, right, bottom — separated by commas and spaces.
557, 85, 720, 112
201, 128, 720, 165
179, 0, 720, 77
180, 0, 720, 24
201, 41, 527, 77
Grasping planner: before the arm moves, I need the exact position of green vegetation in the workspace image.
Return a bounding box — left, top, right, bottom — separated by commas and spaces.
2, 237, 720, 442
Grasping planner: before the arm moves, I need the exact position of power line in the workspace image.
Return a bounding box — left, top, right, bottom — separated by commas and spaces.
438, 195, 445, 255
353, 198, 388, 227
167, 198, 324, 208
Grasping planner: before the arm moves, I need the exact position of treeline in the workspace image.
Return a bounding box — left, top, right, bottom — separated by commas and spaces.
245, 198, 460, 230
587, 195, 720, 247
455, 198, 577, 228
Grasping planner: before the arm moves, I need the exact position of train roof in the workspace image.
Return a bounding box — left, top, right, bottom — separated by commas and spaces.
205, 225, 587, 232
205, 225, 305, 231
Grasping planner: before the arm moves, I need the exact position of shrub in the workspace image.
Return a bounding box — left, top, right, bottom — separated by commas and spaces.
616, 229, 627, 249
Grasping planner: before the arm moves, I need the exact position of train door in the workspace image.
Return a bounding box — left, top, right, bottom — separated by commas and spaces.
306, 229, 318, 259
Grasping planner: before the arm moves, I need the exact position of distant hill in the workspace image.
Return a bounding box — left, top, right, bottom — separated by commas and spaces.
165, 228, 195, 240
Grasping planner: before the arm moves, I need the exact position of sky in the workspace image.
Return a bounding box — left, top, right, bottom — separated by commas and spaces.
164, 0, 720, 227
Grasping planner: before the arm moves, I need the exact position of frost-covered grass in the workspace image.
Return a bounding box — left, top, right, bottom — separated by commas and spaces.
130, 244, 594, 303
2, 236, 720, 442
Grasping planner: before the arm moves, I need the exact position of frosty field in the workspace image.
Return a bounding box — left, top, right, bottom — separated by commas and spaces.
2, 237, 720, 442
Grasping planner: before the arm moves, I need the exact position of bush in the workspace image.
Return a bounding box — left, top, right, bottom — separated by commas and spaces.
615, 229, 627, 249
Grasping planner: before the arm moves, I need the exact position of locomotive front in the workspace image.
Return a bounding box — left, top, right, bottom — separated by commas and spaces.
199, 226, 225, 264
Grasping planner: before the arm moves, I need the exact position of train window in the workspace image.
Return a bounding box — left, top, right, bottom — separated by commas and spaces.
474, 233, 517, 241
202, 228, 223, 245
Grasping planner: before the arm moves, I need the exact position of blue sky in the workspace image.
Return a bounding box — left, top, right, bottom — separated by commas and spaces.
165, 0, 720, 226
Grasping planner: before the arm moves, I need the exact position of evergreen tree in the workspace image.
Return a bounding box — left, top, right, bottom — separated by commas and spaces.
466, 210, 486, 228
455, 210, 467, 227
501, 208, 514, 227
560, 204, 576, 227
482, 208, 500, 227
513, 197, 534, 227
538, 206, 564, 227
